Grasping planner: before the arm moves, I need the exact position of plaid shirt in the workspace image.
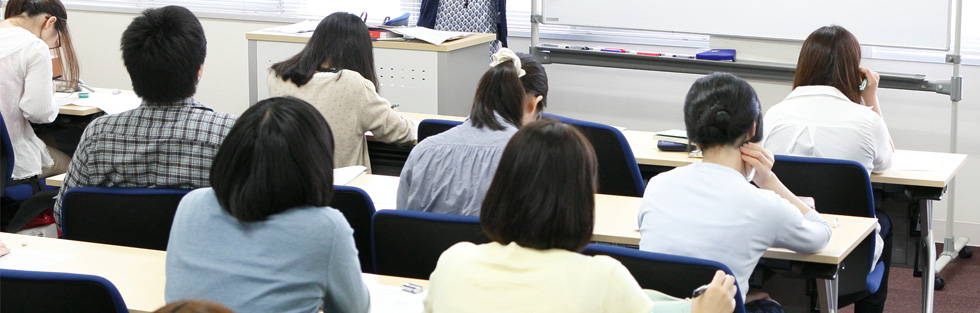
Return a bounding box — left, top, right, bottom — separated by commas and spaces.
54, 98, 237, 225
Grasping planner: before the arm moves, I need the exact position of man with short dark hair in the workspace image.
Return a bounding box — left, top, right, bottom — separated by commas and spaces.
53, 5, 236, 227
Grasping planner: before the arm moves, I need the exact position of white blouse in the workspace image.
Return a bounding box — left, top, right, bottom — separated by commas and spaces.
0, 27, 58, 180
762, 85, 893, 174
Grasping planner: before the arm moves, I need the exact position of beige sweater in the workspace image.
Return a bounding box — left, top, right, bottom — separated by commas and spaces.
268, 70, 415, 171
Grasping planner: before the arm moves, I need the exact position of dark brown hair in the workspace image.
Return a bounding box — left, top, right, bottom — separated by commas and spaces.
210, 96, 334, 222
793, 25, 863, 103
4, 0, 79, 90
480, 119, 597, 252
270, 12, 379, 90
470, 53, 548, 130
684, 73, 762, 149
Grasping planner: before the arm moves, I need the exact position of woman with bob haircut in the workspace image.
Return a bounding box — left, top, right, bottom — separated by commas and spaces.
165, 97, 369, 313
762, 25, 893, 313
1, 0, 80, 181
638, 73, 832, 313
397, 48, 547, 216
269, 12, 414, 172
423, 119, 738, 313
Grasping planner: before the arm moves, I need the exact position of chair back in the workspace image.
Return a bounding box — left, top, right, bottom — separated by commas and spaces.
770, 155, 878, 296
0, 269, 128, 313
418, 119, 462, 143
331, 186, 377, 273
543, 113, 644, 196
61, 187, 192, 250
372, 209, 490, 279
582, 244, 746, 313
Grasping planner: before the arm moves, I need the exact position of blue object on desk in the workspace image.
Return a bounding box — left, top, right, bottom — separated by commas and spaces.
657, 140, 693, 152
696, 49, 736, 61
383, 13, 411, 26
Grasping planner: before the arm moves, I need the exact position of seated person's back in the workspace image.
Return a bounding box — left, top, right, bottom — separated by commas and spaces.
165, 97, 367, 313
268, 12, 414, 171
425, 119, 738, 313
53, 6, 235, 225
638, 73, 831, 304
762, 26, 894, 174
397, 49, 547, 216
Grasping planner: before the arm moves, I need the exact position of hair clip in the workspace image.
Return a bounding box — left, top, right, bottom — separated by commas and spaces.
489, 48, 526, 77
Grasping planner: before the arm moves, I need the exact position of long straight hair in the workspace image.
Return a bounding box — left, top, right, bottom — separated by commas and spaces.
4, 0, 79, 90
270, 12, 379, 90
793, 25, 863, 103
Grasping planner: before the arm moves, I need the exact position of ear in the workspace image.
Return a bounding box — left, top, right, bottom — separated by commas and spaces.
526, 94, 543, 114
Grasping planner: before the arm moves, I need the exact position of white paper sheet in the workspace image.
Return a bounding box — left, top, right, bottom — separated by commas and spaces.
335, 166, 368, 186
357, 176, 400, 211
367, 283, 425, 313
55, 91, 141, 115
0, 248, 76, 271
387, 27, 469, 45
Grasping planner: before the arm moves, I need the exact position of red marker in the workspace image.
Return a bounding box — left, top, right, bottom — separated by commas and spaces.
637, 52, 663, 56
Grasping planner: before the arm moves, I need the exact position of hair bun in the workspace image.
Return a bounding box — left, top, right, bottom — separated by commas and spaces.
713, 110, 730, 129
489, 48, 526, 77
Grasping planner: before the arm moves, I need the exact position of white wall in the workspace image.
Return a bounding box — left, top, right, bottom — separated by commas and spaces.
67, 10, 979, 246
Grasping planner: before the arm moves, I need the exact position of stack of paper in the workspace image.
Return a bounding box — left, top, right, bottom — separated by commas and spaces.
54, 91, 141, 115
387, 27, 469, 45
263, 20, 319, 34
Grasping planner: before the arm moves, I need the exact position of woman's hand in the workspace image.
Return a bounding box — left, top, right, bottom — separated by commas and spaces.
692, 270, 737, 313
859, 68, 883, 116
740, 143, 776, 188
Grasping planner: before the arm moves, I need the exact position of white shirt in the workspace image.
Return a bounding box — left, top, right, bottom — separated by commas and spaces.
638, 162, 832, 300
0, 27, 58, 179
762, 85, 893, 174
424, 241, 653, 313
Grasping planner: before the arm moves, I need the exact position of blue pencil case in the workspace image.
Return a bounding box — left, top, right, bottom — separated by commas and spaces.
696, 49, 736, 61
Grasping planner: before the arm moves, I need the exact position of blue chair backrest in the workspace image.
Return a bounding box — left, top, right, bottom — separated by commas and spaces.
331, 185, 378, 273
0, 269, 128, 313
543, 113, 645, 197
371, 209, 489, 279
61, 187, 192, 250
770, 155, 878, 296
582, 244, 746, 313
417, 119, 463, 143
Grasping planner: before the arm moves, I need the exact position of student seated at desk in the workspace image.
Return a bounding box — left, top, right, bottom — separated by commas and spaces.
268, 12, 414, 172
165, 97, 369, 313
0, 0, 79, 182
761, 25, 892, 313
51, 5, 237, 227
397, 48, 547, 216
424, 119, 737, 313
637, 73, 832, 313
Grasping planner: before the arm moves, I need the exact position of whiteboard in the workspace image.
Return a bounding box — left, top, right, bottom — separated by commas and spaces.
541, 0, 951, 50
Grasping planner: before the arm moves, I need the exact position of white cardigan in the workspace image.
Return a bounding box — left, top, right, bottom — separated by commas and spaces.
268, 70, 415, 171
0, 27, 58, 179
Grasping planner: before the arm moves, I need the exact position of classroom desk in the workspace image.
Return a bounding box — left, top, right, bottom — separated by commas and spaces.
347, 173, 876, 313
247, 30, 495, 116
0, 233, 428, 313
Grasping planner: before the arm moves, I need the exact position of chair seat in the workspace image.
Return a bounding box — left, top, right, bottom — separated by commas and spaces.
866, 260, 886, 294
875, 209, 891, 238
4, 184, 36, 201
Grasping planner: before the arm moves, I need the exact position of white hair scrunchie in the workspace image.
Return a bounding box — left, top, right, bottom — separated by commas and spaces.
489, 48, 526, 77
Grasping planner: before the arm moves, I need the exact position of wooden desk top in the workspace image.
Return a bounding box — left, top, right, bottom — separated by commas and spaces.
45, 173, 64, 187
0, 233, 427, 313
397, 111, 967, 189
246, 31, 496, 52
58, 104, 102, 116
348, 174, 875, 265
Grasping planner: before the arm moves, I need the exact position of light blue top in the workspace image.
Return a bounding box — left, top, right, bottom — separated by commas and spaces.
637, 162, 832, 300
165, 188, 369, 313
397, 114, 518, 216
